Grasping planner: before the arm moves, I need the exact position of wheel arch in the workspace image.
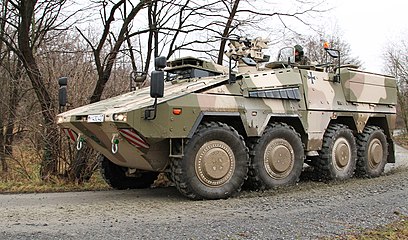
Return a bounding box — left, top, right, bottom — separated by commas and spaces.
187, 112, 247, 138
366, 117, 393, 138
267, 116, 307, 144
330, 115, 394, 137
188, 112, 307, 143
329, 116, 357, 132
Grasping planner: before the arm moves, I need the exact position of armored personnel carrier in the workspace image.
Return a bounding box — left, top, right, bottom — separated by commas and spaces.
57, 37, 397, 200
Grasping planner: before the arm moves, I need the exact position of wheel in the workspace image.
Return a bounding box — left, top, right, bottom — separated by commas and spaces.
99, 155, 158, 189
171, 122, 249, 200
356, 126, 388, 178
316, 124, 357, 180
246, 122, 304, 190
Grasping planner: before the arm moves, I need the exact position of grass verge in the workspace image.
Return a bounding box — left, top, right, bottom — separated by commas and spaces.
0, 172, 110, 193
328, 215, 408, 239
394, 134, 408, 149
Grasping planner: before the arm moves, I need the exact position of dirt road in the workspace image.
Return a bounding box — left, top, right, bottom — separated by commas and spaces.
1, 145, 407, 240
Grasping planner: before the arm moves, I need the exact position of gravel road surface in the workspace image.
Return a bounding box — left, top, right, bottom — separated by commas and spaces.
1, 145, 407, 240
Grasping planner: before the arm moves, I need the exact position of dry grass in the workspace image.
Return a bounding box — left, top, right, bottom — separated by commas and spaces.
394, 134, 408, 149
0, 163, 109, 193
326, 215, 408, 240
0, 142, 109, 193
0, 171, 110, 193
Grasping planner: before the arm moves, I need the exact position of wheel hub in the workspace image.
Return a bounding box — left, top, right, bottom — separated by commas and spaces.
333, 137, 351, 169
368, 139, 383, 166
264, 139, 294, 179
195, 140, 235, 187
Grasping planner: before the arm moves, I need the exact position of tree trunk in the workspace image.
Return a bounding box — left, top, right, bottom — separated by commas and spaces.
18, 0, 59, 179
69, 146, 94, 183
152, 2, 158, 59
4, 60, 23, 158
217, 0, 240, 65
0, 119, 6, 173
143, 2, 155, 73
0, 0, 8, 173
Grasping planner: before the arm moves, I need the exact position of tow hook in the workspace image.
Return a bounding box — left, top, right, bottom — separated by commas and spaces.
111, 134, 120, 154
76, 134, 85, 151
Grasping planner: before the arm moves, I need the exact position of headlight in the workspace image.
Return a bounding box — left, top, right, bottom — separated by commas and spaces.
113, 113, 127, 122
57, 116, 64, 124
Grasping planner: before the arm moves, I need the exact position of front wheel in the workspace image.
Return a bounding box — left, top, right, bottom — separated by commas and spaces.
171, 122, 249, 200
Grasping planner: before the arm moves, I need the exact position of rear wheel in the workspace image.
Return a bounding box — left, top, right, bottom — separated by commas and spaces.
315, 124, 357, 180
246, 123, 304, 190
99, 155, 158, 189
171, 122, 249, 200
356, 126, 388, 178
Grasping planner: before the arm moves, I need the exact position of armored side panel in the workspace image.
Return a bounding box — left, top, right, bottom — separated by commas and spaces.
341, 68, 397, 105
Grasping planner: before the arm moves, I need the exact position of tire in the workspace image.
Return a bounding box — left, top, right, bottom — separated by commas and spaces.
171, 122, 249, 200
315, 124, 357, 180
246, 122, 304, 190
356, 126, 388, 178
99, 155, 158, 189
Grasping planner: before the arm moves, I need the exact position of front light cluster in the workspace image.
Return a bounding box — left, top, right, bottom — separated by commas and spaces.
57, 116, 64, 124
113, 113, 127, 122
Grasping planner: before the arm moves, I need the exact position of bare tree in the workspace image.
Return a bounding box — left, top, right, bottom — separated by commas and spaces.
39, 30, 111, 182
294, 31, 361, 66
0, 0, 8, 173
134, 0, 329, 67
66, 0, 151, 181
0, 0, 24, 173
77, 0, 151, 103
0, 0, 80, 178
211, 0, 330, 64
384, 39, 408, 132
126, 0, 222, 73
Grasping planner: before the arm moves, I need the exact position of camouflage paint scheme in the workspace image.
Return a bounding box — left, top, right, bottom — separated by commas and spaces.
57, 39, 397, 172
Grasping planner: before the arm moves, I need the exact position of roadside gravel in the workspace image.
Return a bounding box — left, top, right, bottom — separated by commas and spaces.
0, 145, 407, 240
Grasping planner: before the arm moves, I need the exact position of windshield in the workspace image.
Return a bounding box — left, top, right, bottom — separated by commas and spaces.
277, 47, 295, 64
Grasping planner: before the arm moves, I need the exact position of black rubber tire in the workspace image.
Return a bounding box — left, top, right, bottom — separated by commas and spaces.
315, 124, 357, 180
356, 126, 388, 178
171, 122, 249, 200
164, 170, 174, 183
99, 155, 158, 189
246, 122, 304, 190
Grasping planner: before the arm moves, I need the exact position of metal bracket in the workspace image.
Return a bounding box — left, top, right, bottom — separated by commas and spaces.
144, 98, 158, 120
169, 138, 184, 158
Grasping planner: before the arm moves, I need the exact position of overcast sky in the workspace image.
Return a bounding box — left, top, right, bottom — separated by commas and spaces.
327, 0, 407, 73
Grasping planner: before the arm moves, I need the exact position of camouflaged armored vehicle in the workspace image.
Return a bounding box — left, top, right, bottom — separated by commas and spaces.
57, 37, 397, 200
